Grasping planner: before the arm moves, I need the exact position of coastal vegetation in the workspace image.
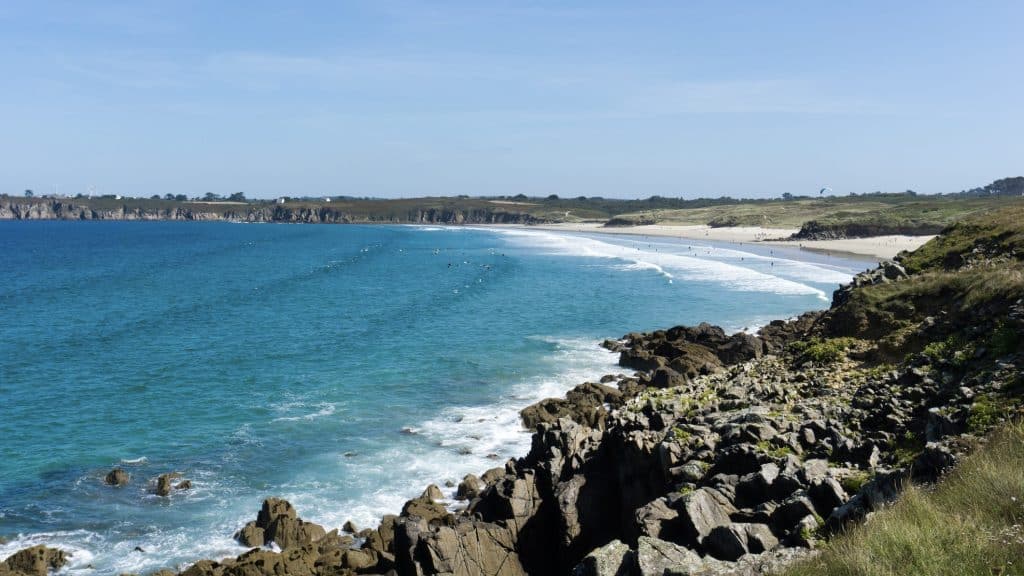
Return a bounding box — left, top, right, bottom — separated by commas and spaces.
784, 420, 1024, 576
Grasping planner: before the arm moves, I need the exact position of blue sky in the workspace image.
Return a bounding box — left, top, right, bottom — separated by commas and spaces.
1, 1, 1021, 199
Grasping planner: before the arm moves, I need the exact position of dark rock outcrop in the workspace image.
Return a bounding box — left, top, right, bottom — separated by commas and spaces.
104, 468, 130, 486
610, 323, 764, 378
154, 473, 191, 497
792, 220, 944, 240
0, 546, 68, 576
521, 382, 624, 429
234, 498, 328, 551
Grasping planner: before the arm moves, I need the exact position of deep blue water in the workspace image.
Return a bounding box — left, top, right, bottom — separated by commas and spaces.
0, 221, 863, 572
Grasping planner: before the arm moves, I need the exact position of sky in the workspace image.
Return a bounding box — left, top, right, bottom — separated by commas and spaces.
1, 1, 1021, 200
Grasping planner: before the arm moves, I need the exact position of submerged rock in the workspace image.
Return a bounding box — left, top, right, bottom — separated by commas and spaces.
154, 473, 182, 497
104, 468, 130, 487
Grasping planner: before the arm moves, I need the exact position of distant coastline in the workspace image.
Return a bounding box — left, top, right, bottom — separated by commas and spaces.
0, 197, 542, 225
2, 196, 936, 260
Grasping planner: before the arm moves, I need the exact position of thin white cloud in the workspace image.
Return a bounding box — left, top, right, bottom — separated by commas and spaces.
57, 52, 187, 89
618, 79, 887, 117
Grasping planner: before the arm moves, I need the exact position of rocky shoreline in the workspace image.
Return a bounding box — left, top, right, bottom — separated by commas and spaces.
4, 208, 1023, 576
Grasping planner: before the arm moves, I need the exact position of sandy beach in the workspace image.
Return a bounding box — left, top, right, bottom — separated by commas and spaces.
523, 222, 934, 261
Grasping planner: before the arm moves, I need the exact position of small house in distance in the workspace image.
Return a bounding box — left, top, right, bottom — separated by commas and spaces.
277, 197, 287, 204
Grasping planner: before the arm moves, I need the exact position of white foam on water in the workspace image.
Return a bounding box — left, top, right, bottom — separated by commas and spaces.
672, 242, 855, 285
0, 531, 97, 574
272, 402, 337, 422
404, 225, 462, 232
279, 336, 620, 531
488, 228, 837, 299
0, 471, 260, 573
119, 456, 148, 465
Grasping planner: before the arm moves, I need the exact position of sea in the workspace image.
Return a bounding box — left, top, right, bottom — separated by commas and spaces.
0, 221, 866, 573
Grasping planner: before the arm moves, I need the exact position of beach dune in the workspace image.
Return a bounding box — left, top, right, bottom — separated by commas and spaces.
524, 223, 934, 261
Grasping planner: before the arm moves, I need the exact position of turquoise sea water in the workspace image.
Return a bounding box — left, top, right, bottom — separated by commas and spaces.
0, 221, 864, 572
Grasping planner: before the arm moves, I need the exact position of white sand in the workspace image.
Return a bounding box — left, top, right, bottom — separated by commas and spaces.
767, 235, 936, 260
520, 222, 934, 260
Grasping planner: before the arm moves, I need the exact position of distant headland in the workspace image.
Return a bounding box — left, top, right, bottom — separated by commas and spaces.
2, 177, 1022, 243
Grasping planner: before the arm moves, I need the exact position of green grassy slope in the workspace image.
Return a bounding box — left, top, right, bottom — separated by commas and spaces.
784, 420, 1024, 576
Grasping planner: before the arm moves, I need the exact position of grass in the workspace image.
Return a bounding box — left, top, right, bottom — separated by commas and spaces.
784, 420, 1024, 576
921, 335, 976, 368
757, 440, 794, 459
991, 322, 1022, 357
840, 471, 874, 494
891, 431, 926, 467
613, 194, 1024, 232
899, 204, 1024, 274
826, 264, 1024, 340
669, 427, 692, 443
789, 337, 858, 363
967, 395, 1018, 434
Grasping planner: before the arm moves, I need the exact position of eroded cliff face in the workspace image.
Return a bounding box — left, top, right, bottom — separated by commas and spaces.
791, 220, 945, 240
0, 200, 540, 225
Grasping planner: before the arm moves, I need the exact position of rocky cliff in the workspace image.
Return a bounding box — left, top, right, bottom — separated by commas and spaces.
0, 199, 541, 225
790, 220, 945, 240
5, 206, 1023, 576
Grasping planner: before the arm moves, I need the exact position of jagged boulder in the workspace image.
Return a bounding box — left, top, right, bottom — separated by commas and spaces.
456, 474, 486, 501
236, 522, 265, 548
421, 484, 445, 501
395, 517, 525, 576
634, 497, 680, 541
521, 382, 622, 429
703, 523, 778, 561
771, 493, 818, 533
234, 498, 327, 551
734, 463, 780, 507
184, 530, 355, 576
635, 537, 703, 576
178, 559, 221, 576
470, 472, 543, 532
257, 497, 296, 526
571, 539, 636, 576
1, 546, 69, 576
267, 516, 327, 550
676, 488, 737, 547
401, 495, 449, 524
808, 478, 847, 517
717, 332, 764, 365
